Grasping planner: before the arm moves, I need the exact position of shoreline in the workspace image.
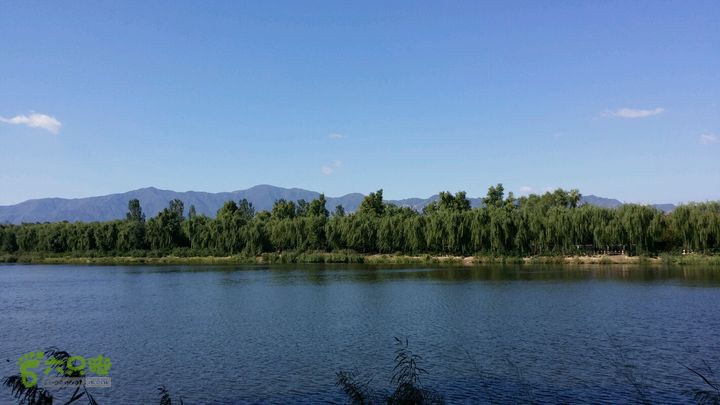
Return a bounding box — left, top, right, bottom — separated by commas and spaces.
1, 252, 718, 266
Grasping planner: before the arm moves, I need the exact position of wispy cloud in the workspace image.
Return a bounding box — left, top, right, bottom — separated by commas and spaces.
700, 133, 718, 145
0, 113, 62, 134
519, 186, 533, 194
603, 107, 665, 119
328, 133, 346, 139
321, 160, 342, 175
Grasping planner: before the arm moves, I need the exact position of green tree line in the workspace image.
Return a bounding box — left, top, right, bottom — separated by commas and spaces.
1, 185, 719, 257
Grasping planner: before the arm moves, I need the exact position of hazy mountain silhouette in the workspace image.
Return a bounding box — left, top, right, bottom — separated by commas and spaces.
0, 185, 675, 224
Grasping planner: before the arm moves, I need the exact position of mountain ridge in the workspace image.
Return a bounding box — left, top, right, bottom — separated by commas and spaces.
0, 185, 675, 224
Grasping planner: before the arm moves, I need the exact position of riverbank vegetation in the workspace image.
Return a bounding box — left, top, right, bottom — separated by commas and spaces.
1, 185, 718, 264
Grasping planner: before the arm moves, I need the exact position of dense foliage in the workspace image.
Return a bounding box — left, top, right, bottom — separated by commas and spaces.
1, 185, 719, 257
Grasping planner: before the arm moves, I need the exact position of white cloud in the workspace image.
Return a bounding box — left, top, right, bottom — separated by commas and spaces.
603, 107, 665, 119
328, 133, 346, 139
519, 186, 533, 194
0, 113, 62, 134
321, 160, 342, 175
700, 133, 719, 145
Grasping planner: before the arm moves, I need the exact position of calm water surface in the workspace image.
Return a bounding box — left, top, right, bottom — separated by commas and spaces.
2, 264, 720, 404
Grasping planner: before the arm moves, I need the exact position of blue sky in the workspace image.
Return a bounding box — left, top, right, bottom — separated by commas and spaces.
1, 1, 718, 205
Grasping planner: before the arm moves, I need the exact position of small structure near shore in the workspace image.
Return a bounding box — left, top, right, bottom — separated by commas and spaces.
575, 244, 628, 256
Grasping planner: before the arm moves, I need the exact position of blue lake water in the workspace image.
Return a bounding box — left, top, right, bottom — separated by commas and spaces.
2, 264, 720, 403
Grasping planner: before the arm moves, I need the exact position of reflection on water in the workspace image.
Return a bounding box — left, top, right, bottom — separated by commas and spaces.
127, 263, 720, 285
1, 264, 719, 403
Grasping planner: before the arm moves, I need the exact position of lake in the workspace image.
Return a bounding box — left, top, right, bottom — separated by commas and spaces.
2, 264, 720, 403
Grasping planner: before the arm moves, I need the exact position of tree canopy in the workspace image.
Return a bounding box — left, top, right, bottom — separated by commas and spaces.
1, 186, 718, 258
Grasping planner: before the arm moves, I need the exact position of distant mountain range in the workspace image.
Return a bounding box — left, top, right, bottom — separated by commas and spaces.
0, 185, 676, 224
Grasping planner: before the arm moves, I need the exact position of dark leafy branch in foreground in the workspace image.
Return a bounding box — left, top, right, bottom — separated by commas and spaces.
684, 361, 720, 404
2, 348, 98, 405
1, 185, 718, 258
5, 343, 720, 404
337, 338, 444, 405
157, 385, 183, 405
2, 376, 53, 405
604, 336, 651, 405
1, 346, 185, 405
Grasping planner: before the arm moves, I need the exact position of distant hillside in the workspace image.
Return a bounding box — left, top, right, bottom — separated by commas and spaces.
579, 195, 623, 209
579, 195, 675, 213
0, 186, 675, 224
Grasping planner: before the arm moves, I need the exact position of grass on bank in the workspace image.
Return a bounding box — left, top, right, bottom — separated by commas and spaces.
1, 250, 719, 266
